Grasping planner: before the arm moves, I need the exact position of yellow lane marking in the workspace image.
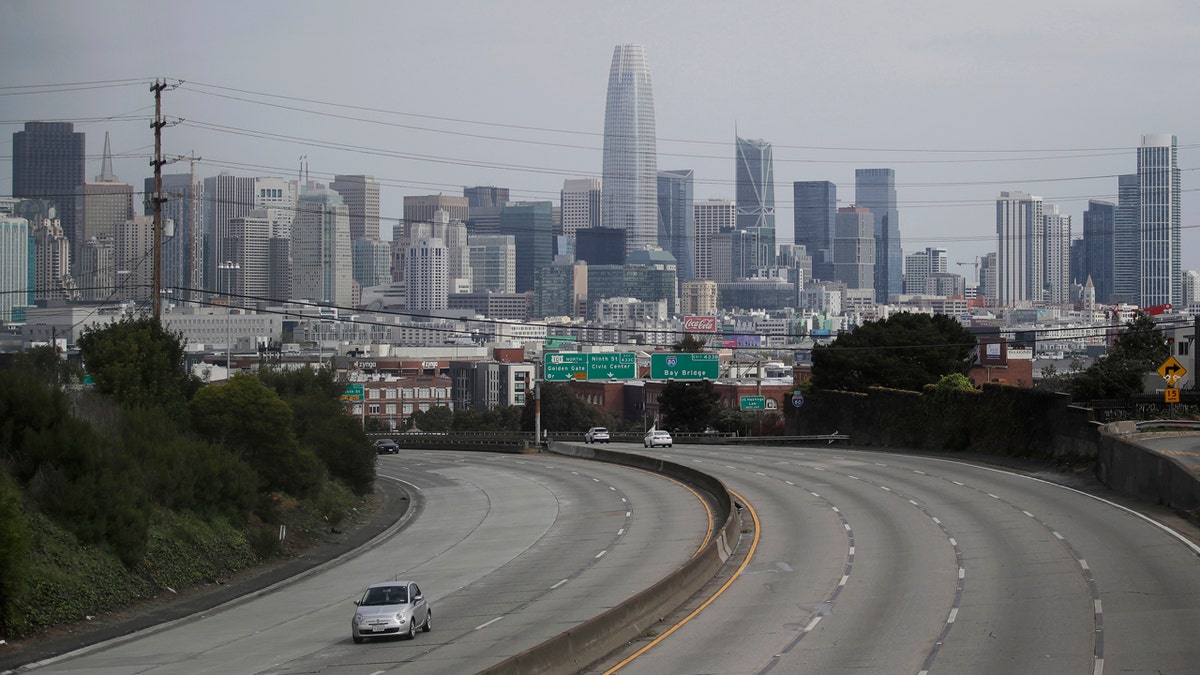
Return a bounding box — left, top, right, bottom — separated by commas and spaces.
603, 489, 760, 674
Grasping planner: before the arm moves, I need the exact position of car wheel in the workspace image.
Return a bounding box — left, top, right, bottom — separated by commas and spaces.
406, 621, 417, 639
353, 634, 364, 644
422, 610, 432, 632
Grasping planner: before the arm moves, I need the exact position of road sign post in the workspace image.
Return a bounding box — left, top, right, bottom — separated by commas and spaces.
650, 352, 720, 380
1158, 356, 1187, 387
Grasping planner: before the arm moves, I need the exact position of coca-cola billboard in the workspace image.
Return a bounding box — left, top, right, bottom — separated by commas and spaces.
682, 316, 718, 333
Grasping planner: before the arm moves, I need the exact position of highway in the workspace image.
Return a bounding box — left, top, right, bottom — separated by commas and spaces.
20, 443, 1200, 674
19, 450, 709, 675
591, 443, 1200, 675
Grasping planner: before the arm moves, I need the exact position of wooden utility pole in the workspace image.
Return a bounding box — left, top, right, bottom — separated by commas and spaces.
150, 79, 168, 321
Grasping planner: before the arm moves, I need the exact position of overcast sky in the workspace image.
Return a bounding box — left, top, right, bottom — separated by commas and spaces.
3, 0, 1198, 276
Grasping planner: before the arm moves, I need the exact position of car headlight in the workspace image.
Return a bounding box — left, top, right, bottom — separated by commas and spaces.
396, 614, 407, 623
353, 614, 364, 625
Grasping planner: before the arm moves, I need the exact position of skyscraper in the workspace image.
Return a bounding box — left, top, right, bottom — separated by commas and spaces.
74, 137, 134, 283
1137, 133, 1182, 307
464, 186, 509, 236
499, 201, 554, 293
855, 168, 902, 302
601, 44, 658, 256
0, 217, 30, 323
1082, 200, 1115, 304
331, 175, 380, 241
1112, 174, 1141, 304
735, 136, 776, 268
292, 188, 352, 307
793, 181, 837, 281
203, 173, 255, 294
561, 178, 602, 238
657, 169, 694, 282
833, 207, 875, 290
693, 199, 736, 281
148, 174, 201, 302
12, 122, 85, 251
1043, 204, 1072, 305
904, 247, 948, 294
996, 191, 1044, 307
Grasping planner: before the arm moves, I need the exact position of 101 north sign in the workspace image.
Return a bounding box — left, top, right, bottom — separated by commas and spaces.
543, 352, 636, 381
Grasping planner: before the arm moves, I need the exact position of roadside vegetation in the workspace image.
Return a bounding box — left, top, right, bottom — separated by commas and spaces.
0, 316, 375, 640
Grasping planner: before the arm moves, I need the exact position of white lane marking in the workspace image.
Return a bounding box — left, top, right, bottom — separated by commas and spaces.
1094, 599, 1103, 614
831, 506, 840, 513
475, 616, 503, 630
786, 480, 795, 486
932, 517, 941, 524
551, 579, 568, 590
593, 478, 601, 482
595, 550, 607, 559
947, 608, 959, 623
839, 575, 849, 586
844, 524, 852, 532
756, 472, 766, 476
571, 471, 579, 475
849, 546, 855, 555
1053, 531, 1064, 540
909, 499, 919, 505
1023, 510, 1035, 518
959, 568, 966, 579
609, 486, 616, 491
621, 497, 628, 503
811, 492, 821, 497
1093, 659, 1104, 675
804, 616, 822, 632
952, 481, 964, 486
881, 486, 892, 491
626, 511, 631, 517
618, 528, 625, 536
849, 475, 860, 480
949, 538, 958, 547
987, 493, 999, 499
914, 470, 927, 475
1079, 559, 1090, 572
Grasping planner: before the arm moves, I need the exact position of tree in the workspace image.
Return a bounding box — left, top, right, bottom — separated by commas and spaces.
1068, 312, 1169, 401
521, 382, 616, 433
189, 374, 320, 497
77, 316, 200, 415
811, 312, 977, 392
409, 405, 453, 432
673, 334, 707, 352
657, 380, 720, 432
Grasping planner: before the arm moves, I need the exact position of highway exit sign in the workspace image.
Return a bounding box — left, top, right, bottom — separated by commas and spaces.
650, 352, 720, 380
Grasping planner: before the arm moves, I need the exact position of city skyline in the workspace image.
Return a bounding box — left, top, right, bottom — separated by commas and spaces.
1, 1, 1198, 278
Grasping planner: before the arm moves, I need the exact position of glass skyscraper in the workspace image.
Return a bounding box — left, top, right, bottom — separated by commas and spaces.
657, 169, 694, 282
793, 181, 837, 281
1112, 173, 1140, 304
1082, 200, 1115, 304
601, 44, 658, 256
855, 168, 903, 303
735, 136, 776, 270
1137, 134, 1181, 307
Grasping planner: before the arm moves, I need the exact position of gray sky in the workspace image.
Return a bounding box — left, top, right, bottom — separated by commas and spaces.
3, 0, 1198, 277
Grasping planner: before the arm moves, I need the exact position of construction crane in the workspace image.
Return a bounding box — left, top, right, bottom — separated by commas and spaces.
956, 257, 981, 284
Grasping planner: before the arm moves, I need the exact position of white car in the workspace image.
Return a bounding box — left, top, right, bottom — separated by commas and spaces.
644, 429, 673, 448
351, 580, 432, 643
585, 426, 610, 444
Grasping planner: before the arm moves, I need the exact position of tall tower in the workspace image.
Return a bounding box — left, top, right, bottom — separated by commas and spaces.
735, 136, 776, 269
74, 135, 134, 281
203, 173, 255, 294
693, 199, 736, 281
292, 188, 352, 307
561, 178, 602, 238
1112, 173, 1141, 304
855, 168, 902, 302
996, 191, 1044, 307
833, 207, 875, 290
1042, 204, 1072, 305
793, 181, 837, 281
601, 44, 658, 256
1137, 133, 1181, 307
331, 174, 381, 241
656, 169, 694, 282
1082, 199, 1115, 304
12, 122, 86, 252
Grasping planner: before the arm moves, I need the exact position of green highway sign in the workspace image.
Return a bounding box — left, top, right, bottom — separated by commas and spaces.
587, 352, 637, 380
341, 383, 364, 401
650, 352, 720, 380
740, 395, 766, 411
544, 335, 578, 349
544, 352, 589, 381
544, 352, 637, 381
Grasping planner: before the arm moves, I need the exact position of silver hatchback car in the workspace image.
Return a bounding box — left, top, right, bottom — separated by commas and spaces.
351, 580, 432, 643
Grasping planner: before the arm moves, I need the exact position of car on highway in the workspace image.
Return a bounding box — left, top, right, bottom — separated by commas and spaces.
351, 580, 431, 643
644, 429, 673, 448
374, 438, 399, 454
584, 426, 610, 444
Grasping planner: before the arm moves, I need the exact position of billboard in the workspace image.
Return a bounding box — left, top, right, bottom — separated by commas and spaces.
682, 316, 718, 333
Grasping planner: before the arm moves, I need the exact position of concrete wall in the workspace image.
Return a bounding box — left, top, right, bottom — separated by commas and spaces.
477, 442, 739, 675
1095, 424, 1200, 517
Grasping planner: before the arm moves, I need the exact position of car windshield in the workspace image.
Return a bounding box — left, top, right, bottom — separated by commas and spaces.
594, 428, 607, 433
362, 586, 407, 605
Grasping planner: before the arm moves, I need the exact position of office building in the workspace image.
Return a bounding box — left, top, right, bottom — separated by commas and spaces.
833, 207, 875, 291
403, 194, 468, 239
1138, 133, 1182, 307
680, 280, 719, 316
1043, 204, 1072, 305
76, 236, 114, 303
463, 186, 508, 236
693, 199, 736, 281
1112, 174, 1140, 304
147, 173, 202, 302
576, 227, 626, 266
0, 217, 30, 323
406, 237, 449, 312
1082, 200, 1115, 304
353, 237, 393, 290
22, 200, 78, 303
794, 181, 837, 281
292, 188, 352, 307
225, 210, 276, 308
601, 44, 658, 255
534, 259, 588, 319
203, 173, 255, 294
657, 169, 695, 282
331, 174, 381, 241
855, 168, 903, 302
735, 136, 776, 268
904, 247, 948, 294
561, 178, 602, 238
500, 201, 554, 293
114, 215, 157, 304
468, 235, 516, 294
996, 191, 1044, 306
12, 122, 85, 252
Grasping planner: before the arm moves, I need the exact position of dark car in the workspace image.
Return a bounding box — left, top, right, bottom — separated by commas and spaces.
374, 438, 399, 455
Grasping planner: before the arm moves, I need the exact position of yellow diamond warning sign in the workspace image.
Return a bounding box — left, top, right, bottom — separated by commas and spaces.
1157, 356, 1187, 386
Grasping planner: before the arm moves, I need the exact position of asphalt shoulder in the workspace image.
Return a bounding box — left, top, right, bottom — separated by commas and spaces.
0, 477, 411, 673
